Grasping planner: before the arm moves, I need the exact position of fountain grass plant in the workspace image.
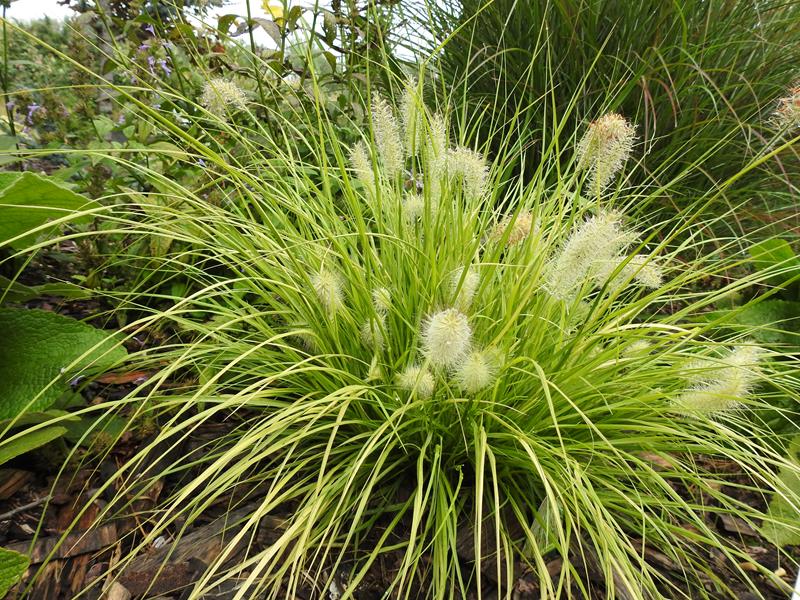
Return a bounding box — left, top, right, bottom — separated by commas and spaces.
407, 0, 800, 235
6, 18, 800, 600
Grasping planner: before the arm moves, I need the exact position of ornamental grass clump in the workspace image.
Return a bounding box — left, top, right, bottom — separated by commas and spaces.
42, 75, 800, 599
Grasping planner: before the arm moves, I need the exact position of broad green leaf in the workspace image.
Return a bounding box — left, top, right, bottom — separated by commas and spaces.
1, 275, 92, 304
762, 437, 800, 546
0, 171, 101, 250
0, 135, 17, 167
0, 409, 73, 429
0, 547, 29, 597
729, 300, 800, 346
0, 425, 67, 465
0, 309, 127, 420
749, 239, 800, 289
251, 17, 282, 44
218, 13, 238, 35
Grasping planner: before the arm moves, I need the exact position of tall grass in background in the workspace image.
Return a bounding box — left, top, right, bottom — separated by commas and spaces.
408, 0, 800, 233
4, 10, 800, 600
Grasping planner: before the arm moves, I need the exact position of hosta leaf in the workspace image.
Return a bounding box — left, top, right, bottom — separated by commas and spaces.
0, 309, 127, 420
0, 171, 100, 250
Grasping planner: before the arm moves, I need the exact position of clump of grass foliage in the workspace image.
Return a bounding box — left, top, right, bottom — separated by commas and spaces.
412, 0, 800, 231
13, 23, 800, 600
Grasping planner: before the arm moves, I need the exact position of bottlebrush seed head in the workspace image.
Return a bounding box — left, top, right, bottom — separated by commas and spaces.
201, 78, 248, 118
576, 112, 636, 192
403, 193, 426, 223
491, 211, 535, 247
456, 350, 497, 393
547, 210, 637, 300
445, 146, 488, 200
422, 308, 472, 368
450, 267, 480, 311
397, 365, 435, 399
372, 287, 392, 315
674, 345, 765, 415
311, 268, 345, 314
371, 95, 404, 178
349, 140, 375, 194
400, 78, 423, 157
360, 317, 385, 350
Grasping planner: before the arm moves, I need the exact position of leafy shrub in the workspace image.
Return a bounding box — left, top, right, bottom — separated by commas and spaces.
0, 171, 127, 470
58, 79, 800, 599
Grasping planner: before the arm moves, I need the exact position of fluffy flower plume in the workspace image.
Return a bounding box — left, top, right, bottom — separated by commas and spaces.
445, 147, 488, 200
311, 268, 345, 314
425, 114, 450, 199
422, 308, 472, 368
360, 317, 385, 350
290, 323, 317, 353
595, 254, 665, 291
547, 211, 638, 300
201, 78, 248, 118
491, 211, 535, 247
674, 345, 765, 415
400, 79, 423, 156
427, 113, 448, 160
372, 287, 391, 315
773, 84, 800, 132
349, 141, 375, 194
456, 350, 497, 393
397, 365, 435, 399
450, 267, 480, 311
576, 113, 636, 192
371, 96, 404, 178
402, 193, 426, 223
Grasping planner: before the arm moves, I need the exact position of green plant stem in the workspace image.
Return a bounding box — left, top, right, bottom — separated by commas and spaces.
0, 7, 21, 162
244, 0, 266, 108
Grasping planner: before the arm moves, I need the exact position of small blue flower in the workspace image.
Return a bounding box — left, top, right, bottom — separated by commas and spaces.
26, 103, 41, 125
158, 58, 172, 77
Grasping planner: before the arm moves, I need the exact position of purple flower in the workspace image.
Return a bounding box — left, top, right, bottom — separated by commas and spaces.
118, 114, 126, 125
197, 158, 207, 167
147, 55, 157, 75
5, 100, 14, 111
26, 103, 41, 125
138, 43, 149, 52
158, 58, 172, 77
144, 24, 155, 35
